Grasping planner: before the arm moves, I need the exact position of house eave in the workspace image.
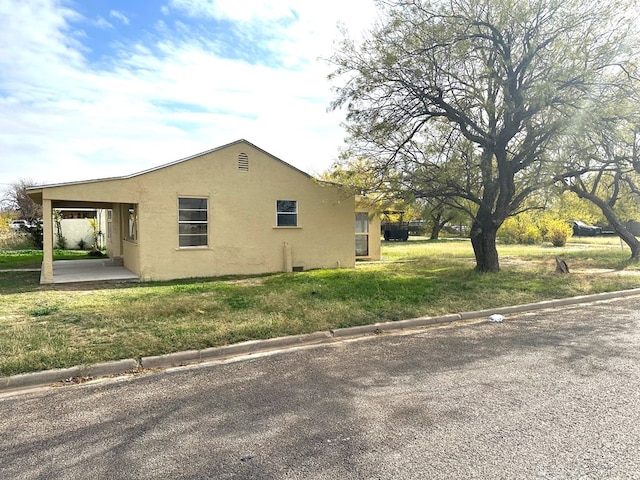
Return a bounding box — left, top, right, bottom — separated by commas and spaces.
27, 139, 317, 198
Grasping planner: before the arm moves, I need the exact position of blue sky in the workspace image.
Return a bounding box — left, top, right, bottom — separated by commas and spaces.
0, 0, 378, 186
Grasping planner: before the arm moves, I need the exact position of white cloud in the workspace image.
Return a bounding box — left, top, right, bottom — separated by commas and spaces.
0, 0, 378, 186
109, 10, 130, 25
169, 0, 297, 22
94, 16, 113, 29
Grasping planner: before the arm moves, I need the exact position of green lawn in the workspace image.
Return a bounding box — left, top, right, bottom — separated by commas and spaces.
1, 238, 639, 377
0, 249, 93, 269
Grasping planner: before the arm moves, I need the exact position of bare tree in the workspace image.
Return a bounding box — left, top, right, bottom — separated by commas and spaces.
1, 179, 42, 220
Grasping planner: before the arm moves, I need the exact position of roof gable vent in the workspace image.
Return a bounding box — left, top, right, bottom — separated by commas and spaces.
238, 153, 249, 171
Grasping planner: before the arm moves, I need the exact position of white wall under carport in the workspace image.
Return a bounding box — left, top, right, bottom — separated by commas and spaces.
57, 219, 93, 249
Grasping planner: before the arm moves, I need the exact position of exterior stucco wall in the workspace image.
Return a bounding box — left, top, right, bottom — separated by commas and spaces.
369, 215, 381, 260
40, 180, 138, 205
133, 143, 355, 281
122, 240, 140, 276
31, 140, 375, 282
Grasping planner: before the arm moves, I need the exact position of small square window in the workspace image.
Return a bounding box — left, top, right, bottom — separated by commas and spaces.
276, 200, 297, 227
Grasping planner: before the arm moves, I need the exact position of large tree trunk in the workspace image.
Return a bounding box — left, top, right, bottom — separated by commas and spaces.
429, 212, 454, 240
430, 223, 442, 240
610, 220, 640, 262
470, 220, 500, 272
621, 230, 640, 261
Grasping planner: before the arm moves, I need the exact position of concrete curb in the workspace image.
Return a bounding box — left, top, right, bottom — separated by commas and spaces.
1, 359, 143, 393
5, 366, 82, 391
3, 289, 640, 393
82, 358, 140, 377
331, 313, 462, 337
198, 331, 333, 362
140, 331, 333, 370
142, 350, 201, 370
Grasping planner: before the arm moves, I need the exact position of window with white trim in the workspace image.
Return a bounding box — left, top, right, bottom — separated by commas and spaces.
276, 200, 297, 227
106, 209, 112, 240
126, 204, 137, 242
178, 197, 208, 247
355, 212, 369, 256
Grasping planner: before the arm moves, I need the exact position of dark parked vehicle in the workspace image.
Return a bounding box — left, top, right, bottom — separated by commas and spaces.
381, 210, 409, 241
570, 220, 602, 236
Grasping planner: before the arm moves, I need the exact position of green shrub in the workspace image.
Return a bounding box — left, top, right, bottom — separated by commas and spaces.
498, 217, 519, 244
500, 212, 574, 247
26, 220, 43, 250
56, 235, 67, 249
498, 215, 542, 245
543, 219, 573, 247
522, 224, 542, 244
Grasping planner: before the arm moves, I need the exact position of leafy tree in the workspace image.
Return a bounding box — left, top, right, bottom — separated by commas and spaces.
417, 198, 466, 239
53, 210, 67, 249
329, 0, 639, 271
26, 219, 44, 250
324, 159, 462, 239
556, 110, 640, 260
553, 190, 605, 226
0, 212, 11, 231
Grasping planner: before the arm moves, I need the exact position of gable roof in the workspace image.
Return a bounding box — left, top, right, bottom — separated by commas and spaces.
27, 139, 312, 192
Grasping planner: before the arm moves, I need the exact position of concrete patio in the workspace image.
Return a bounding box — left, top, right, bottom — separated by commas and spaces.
44, 259, 139, 284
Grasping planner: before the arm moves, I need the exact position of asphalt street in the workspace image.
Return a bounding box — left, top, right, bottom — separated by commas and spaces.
1, 296, 640, 479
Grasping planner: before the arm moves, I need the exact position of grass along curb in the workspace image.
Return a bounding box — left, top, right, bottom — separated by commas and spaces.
2, 239, 640, 378
3, 288, 640, 393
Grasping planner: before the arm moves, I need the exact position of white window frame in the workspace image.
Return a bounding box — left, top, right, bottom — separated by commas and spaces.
178, 197, 209, 248
106, 209, 112, 240
126, 204, 137, 243
276, 200, 298, 227
355, 212, 369, 256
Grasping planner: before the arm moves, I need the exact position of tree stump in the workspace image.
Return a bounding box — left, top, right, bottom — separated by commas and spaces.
555, 257, 569, 274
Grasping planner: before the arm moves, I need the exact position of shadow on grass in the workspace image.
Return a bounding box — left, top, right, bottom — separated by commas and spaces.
2, 255, 640, 376
0, 271, 41, 293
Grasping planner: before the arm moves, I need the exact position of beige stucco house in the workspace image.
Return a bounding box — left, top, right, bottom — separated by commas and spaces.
28, 140, 380, 283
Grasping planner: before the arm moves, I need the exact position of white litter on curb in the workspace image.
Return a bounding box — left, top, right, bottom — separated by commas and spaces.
488, 314, 505, 323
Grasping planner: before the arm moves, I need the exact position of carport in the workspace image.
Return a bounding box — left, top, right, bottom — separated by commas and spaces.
27, 184, 139, 284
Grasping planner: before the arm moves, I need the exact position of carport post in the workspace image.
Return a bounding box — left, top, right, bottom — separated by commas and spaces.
41, 198, 54, 283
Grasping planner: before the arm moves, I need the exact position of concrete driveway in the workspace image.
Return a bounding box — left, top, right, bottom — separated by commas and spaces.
1, 296, 640, 479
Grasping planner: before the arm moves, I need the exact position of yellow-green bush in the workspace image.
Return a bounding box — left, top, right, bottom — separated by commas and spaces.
500, 212, 573, 247
542, 219, 573, 247
498, 215, 542, 245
